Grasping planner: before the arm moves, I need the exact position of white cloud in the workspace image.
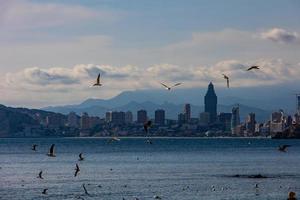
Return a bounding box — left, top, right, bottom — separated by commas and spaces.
260, 28, 299, 44
3, 58, 300, 107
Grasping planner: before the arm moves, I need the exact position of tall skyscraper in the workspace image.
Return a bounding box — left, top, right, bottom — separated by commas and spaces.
231, 106, 240, 135
155, 109, 165, 125
184, 104, 191, 122
204, 82, 217, 123
137, 110, 147, 124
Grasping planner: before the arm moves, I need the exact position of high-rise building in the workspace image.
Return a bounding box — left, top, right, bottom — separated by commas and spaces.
184, 104, 191, 122
219, 113, 232, 132
231, 106, 240, 135
125, 111, 133, 124
80, 112, 90, 130
270, 111, 284, 134
137, 110, 147, 124
246, 113, 256, 135
155, 109, 165, 125
111, 111, 125, 125
204, 82, 217, 123
199, 112, 210, 125
67, 112, 79, 128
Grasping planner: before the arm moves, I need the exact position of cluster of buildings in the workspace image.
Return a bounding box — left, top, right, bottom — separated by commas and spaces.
6, 82, 300, 138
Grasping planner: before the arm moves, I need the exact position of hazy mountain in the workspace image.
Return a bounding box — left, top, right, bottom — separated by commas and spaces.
43, 82, 298, 122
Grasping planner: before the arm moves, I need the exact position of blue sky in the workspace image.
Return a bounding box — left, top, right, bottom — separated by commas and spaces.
0, 0, 300, 107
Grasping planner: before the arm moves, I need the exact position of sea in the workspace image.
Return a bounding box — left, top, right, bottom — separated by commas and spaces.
0, 137, 299, 200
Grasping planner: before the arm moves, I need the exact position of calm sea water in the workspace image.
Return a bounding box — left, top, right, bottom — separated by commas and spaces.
0, 138, 299, 200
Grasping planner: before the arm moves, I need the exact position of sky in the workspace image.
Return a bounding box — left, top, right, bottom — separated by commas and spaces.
1, 0, 300, 108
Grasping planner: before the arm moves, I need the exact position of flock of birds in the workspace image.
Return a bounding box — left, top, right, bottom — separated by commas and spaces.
29, 138, 292, 198
93, 65, 260, 90
30, 120, 155, 198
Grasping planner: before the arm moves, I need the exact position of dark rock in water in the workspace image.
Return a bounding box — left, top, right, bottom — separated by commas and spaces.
229, 174, 268, 179
248, 174, 267, 179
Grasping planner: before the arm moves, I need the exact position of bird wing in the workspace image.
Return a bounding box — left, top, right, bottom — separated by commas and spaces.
49, 144, 55, 154
227, 79, 230, 88
283, 145, 291, 149
160, 82, 169, 89
172, 83, 182, 87
97, 73, 100, 83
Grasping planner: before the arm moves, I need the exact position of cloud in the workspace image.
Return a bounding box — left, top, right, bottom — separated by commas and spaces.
260, 28, 299, 44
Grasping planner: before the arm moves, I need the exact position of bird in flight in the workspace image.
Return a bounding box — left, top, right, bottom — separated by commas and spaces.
42, 189, 48, 195
222, 74, 230, 88
160, 82, 182, 91
78, 153, 84, 161
246, 66, 260, 71
32, 144, 38, 151
93, 73, 102, 86
278, 145, 291, 152
37, 170, 44, 179
74, 164, 80, 177
47, 144, 56, 157
144, 120, 152, 133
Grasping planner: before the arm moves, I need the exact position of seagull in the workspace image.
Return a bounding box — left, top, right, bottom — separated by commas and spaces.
93, 73, 102, 86
222, 74, 230, 88
108, 136, 121, 143
144, 120, 152, 133
160, 82, 182, 91
278, 145, 291, 152
79, 153, 84, 161
47, 144, 56, 157
247, 66, 260, 71
37, 170, 44, 179
32, 144, 38, 151
75, 164, 80, 177
82, 184, 90, 196
42, 189, 48, 195
154, 195, 162, 199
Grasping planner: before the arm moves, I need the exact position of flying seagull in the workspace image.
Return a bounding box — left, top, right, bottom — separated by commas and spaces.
37, 170, 44, 179
160, 82, 182, 91
144, 120, 152, 133
278, 145, 291, 152
47, 144, 56, 157
247, 66, 260, 71
82, 184, 90, 196
74, 163, 80, 177
78, 153, 84, 161
32, 144, 38, 151
108, 136, 121, 144
42, 189, 48, 195
93, 73, 102, 86
222, 74, 230, 88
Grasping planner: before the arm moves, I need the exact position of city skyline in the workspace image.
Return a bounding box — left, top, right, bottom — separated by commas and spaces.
0, 0, 300, 107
